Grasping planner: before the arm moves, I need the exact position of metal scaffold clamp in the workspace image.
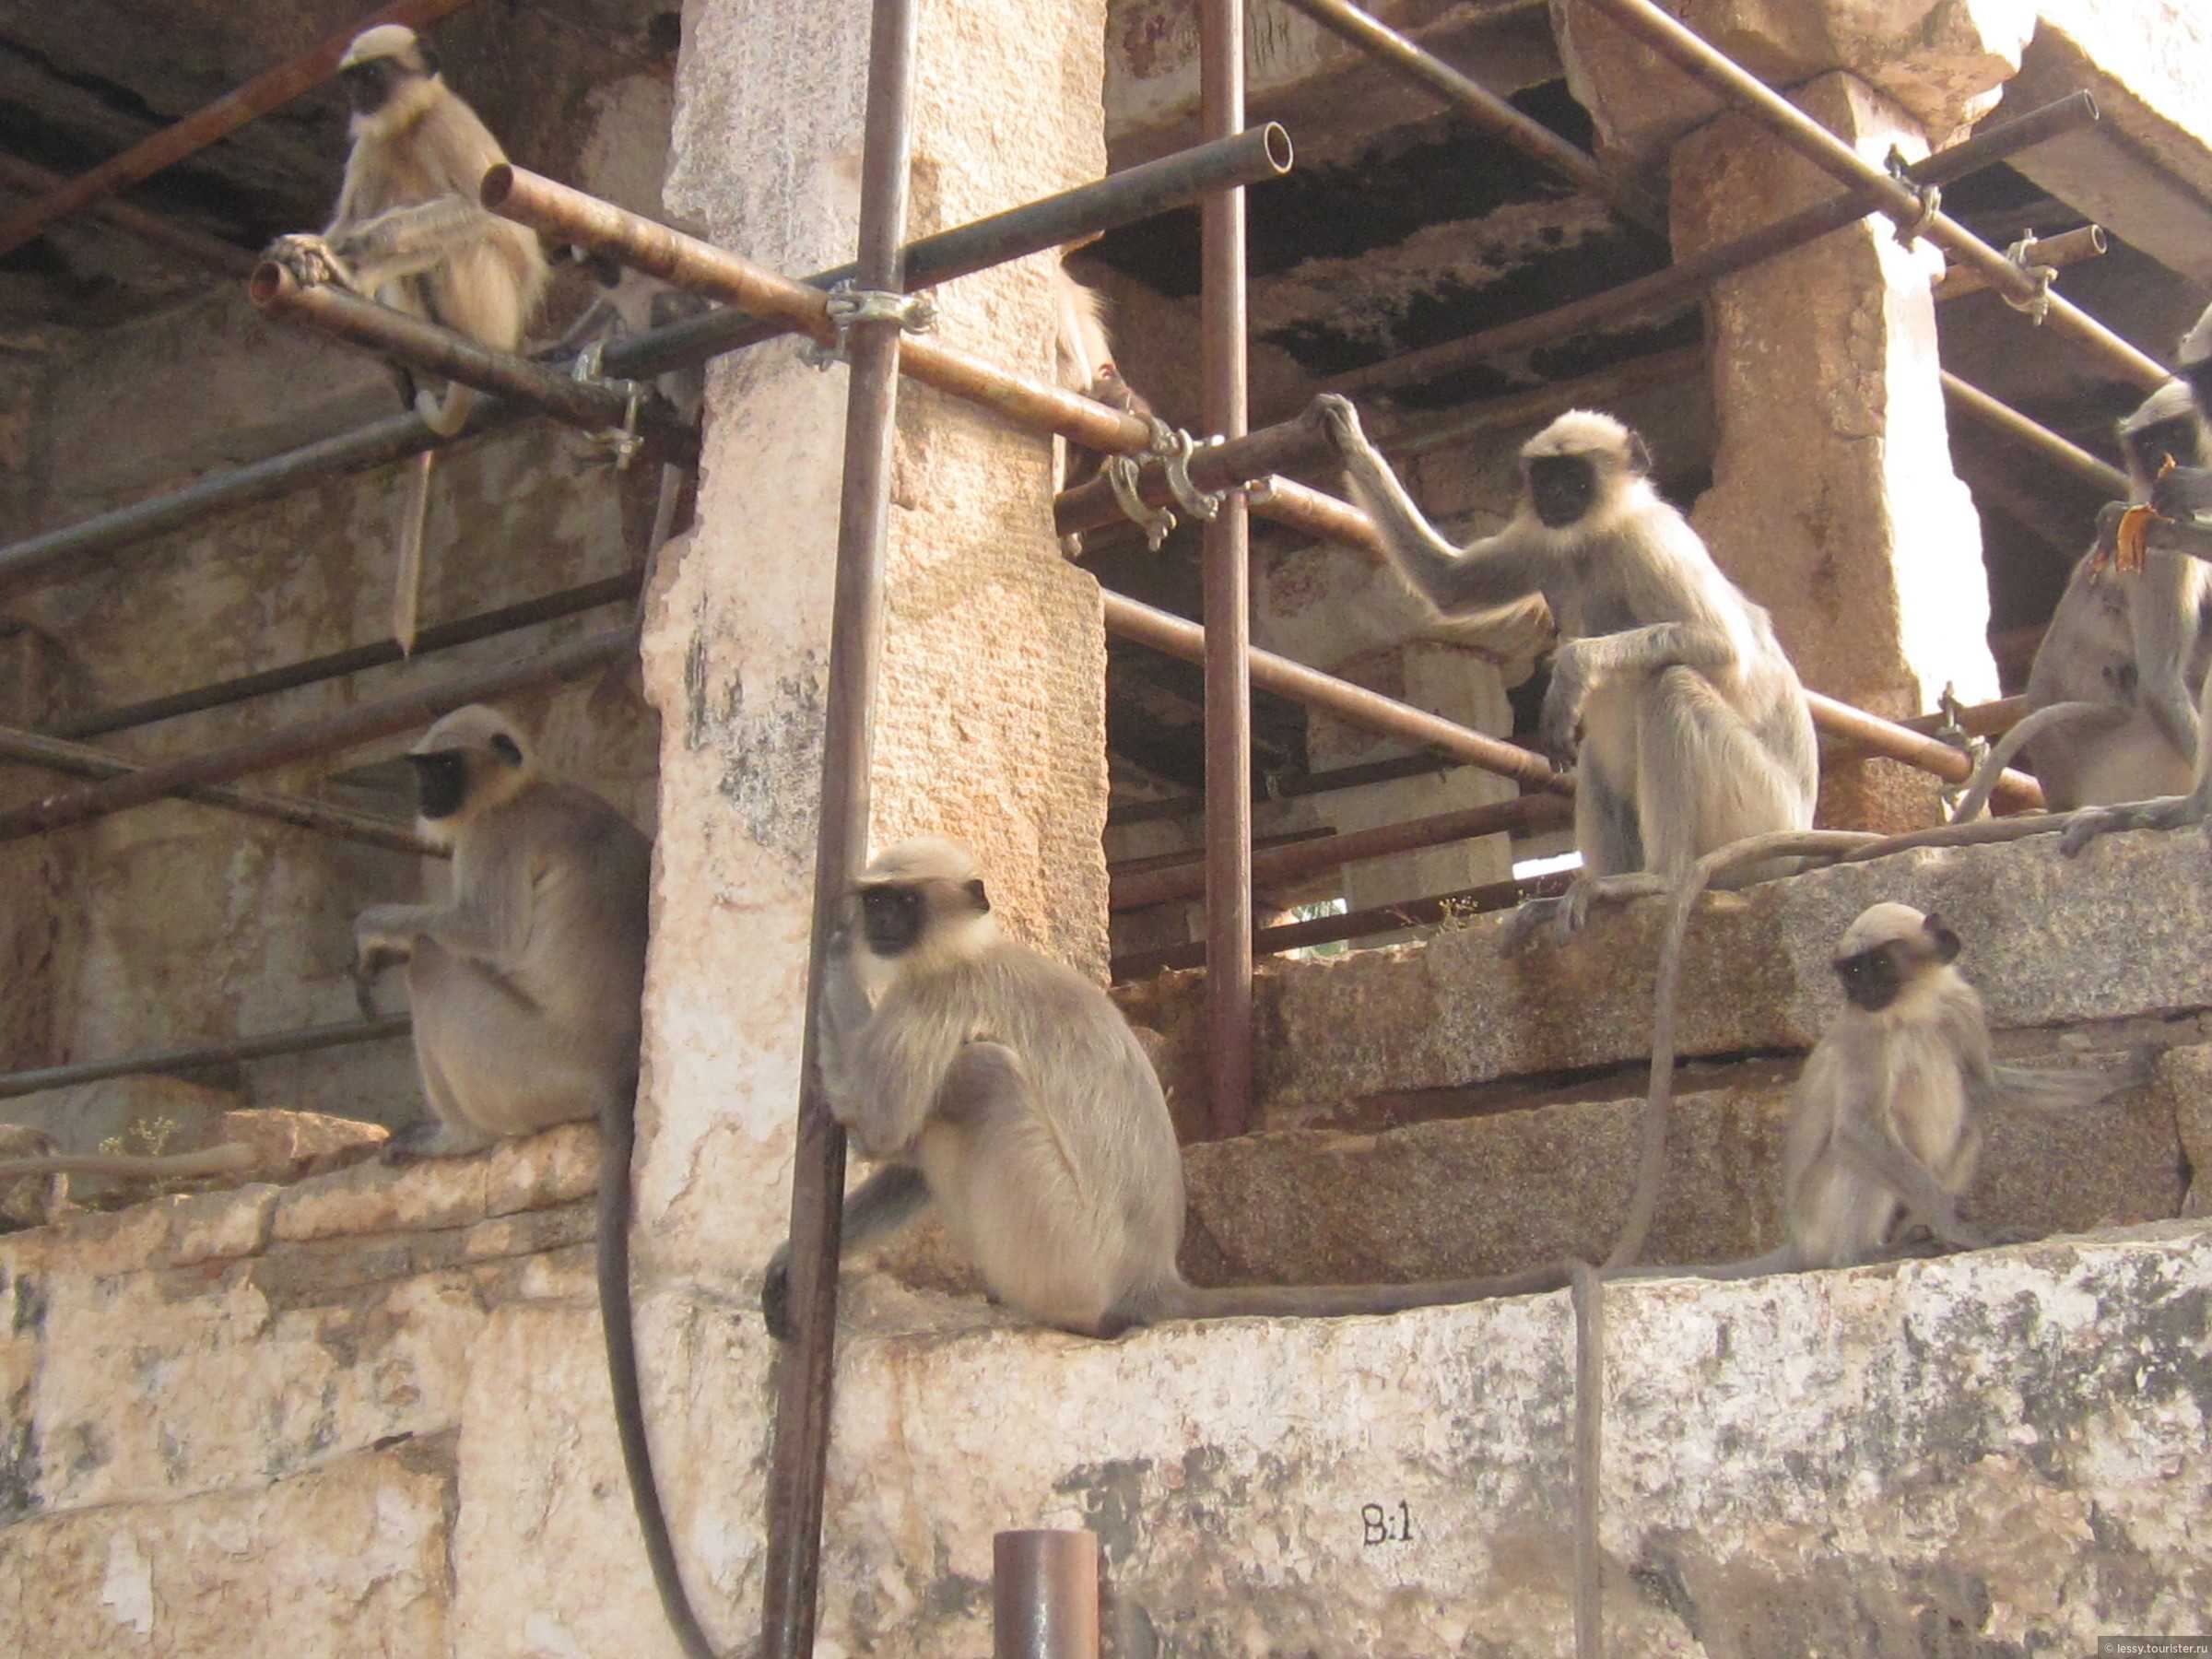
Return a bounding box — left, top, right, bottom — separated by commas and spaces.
571, 339, 647, 471
2001, 229, 2060, 325
1932, 682, 1988, 817
804, 280, 938, 369
1883, 146, 1941, 246
1152, 418, 1226, 524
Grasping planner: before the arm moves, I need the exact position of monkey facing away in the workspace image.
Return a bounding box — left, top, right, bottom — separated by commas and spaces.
762, 838, 1567, 1338
1312, 394, 1818, 947
352, 705, 716, 1659
265, 26, 550, 653
1948, 380, 2212, 824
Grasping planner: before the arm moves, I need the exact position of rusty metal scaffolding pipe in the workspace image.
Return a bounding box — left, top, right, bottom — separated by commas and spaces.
1051, 90, 2099, 543
250, 265, 700, 463
0, 1016, 412, 1101
759, 2, 918, 1653
1108, 750, 1472, 826
994, 1531, 1100, 1659
1198, 0, 1257, 1138
1277, 0, 1664, 232
53, 571, 641, 740
1941, 371, 2129, 497
1102, 591, 1569, 793
1807, 689, 2042, 809
0, 153, 258, 278
0, 0, 483, 261
1934, 225, 2107, 302
0, 128, 1290, 587
0, 626, 635, 845
1112, 793, 1571, 910
1581, 0, 2164, 388
0, 724, 439, 856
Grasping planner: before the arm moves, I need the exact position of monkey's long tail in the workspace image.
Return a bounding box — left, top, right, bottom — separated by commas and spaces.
598, 1090, 722, 1659
1609, 830, 1880, 1274
1945, 700, 2123, 825
0, 1143, 257, 1182
1159, 1261, 1573, 1323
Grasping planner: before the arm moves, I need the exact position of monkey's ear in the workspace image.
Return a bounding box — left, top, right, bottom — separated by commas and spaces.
416, 39, 441, 76
1625, 431, 1653, 477
1923, 914, 1962, 962
966, 878, 990, 912
490, 732, 523, 766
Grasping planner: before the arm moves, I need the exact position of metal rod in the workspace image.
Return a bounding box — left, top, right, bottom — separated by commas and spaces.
1806, 689, 2041, 809
0, 153, 258, 278
1107, 824, 1333, 878
1942, 371, 2129, 496
1102, 591, 1568, 793
1296, 91, 2106, 413
0, 0, 484, 260
1199, 0, 1255, 1140
0, 1016, 411, 1100
1112, 870, 1575, 979
0, 127, 1290, 586
993, 1530, 1100, 1659
0, 626, 635, 845
1052, 90, 2100, 544
1276, 0, 1665, 232
1107, 749, 1471, 826
250, 265, 699, 463
759, 2, 917, 1652
1112, 793, 1571, 909
1580, 0, 2165, 389
52, 571, 641, 740
0, 724, 440, 856
1933, 224, 2106, 302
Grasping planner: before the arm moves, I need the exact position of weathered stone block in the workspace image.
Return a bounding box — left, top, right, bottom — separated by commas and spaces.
485, 1118, 600, 1217
218, 1108, 387, 1183
271, 1147, 489, 1243
0, 1127, 63, 1232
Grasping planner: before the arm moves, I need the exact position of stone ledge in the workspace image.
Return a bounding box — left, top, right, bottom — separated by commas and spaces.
1124, 826, 2212, 1128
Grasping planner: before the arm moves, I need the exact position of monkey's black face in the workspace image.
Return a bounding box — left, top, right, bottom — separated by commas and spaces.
2126, 415, 2205, 478
339, 56, 406, 115
1831, 944, 1904, 1011
858, 884, 924, 957
407, 749, 470, 820
1527, 455, 1597, 529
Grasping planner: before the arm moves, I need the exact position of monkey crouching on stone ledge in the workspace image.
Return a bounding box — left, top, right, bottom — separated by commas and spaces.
352, 705, 720, 1659
762, 836, 1570, 1339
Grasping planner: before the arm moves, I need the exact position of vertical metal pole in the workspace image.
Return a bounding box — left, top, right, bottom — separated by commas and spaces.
759, 2, 919, 1653
1200, 0, 1255, 1139
993, 1530, 1101, 1659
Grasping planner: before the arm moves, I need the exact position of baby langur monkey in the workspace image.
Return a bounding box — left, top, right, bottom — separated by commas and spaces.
762, 838, 1567, 1338
265, 26, 550, 653
1312, 394, 1818, 949
1051, 255, 1155, 512
352, 707, 716, 1659
1947, 380, 2212, 823
1633, 904, 2144, 1280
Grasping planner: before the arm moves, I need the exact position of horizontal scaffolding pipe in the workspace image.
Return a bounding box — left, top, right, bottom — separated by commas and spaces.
1106, 824, 1333, 879
1112, 793, 1571, 909
1583, 0, 2164, 389
0, 0, 483, 261
1299, 90, 2102, 414
1822, 693, 2029, 760
0, 724, 438, 856
1806, 689, 2041, 809
1107, 749, 1470, 826
251, 266, 700, 463
0, 153, 257, 278
1055, 91, 2097, 545
1934, 225, 2107, 302
0, 1016, 411, 1100
1101, 591, 1569, 794
53, 571, 641, 740
1277, 0, 1664, 232
1942, 371, 2129, 496
1112, 868, 1575, 979
0, 625, 635, 845
0, 128, 1290, 587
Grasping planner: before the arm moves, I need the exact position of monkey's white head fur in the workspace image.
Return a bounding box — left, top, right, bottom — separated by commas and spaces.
341, 25, 443, 141
1837, 901, 1930, 957
408, 703, 534, 841
2124, 380, 2201, 434
1518, 408, 1656, 535
857, 836, 1001, 965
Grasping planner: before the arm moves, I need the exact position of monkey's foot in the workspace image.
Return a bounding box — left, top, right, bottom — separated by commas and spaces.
382, 1121, 496, 1165
262, 233, 353, 289
1500, 891, 1583, 954
761, 1247, 795, 1342
1308, 393, 1366, 455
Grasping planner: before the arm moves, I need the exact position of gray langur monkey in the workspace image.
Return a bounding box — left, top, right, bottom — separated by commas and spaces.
1947, 380, 2212, 824
351, 706, 717, 1659
1625, 902, 2147, 1281
2060, 300, 2212, 856
1312, 394, 1818, 948
265, 25, 550, 653
1051, 255, 1155, 512
761, 837, 1568, 1338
